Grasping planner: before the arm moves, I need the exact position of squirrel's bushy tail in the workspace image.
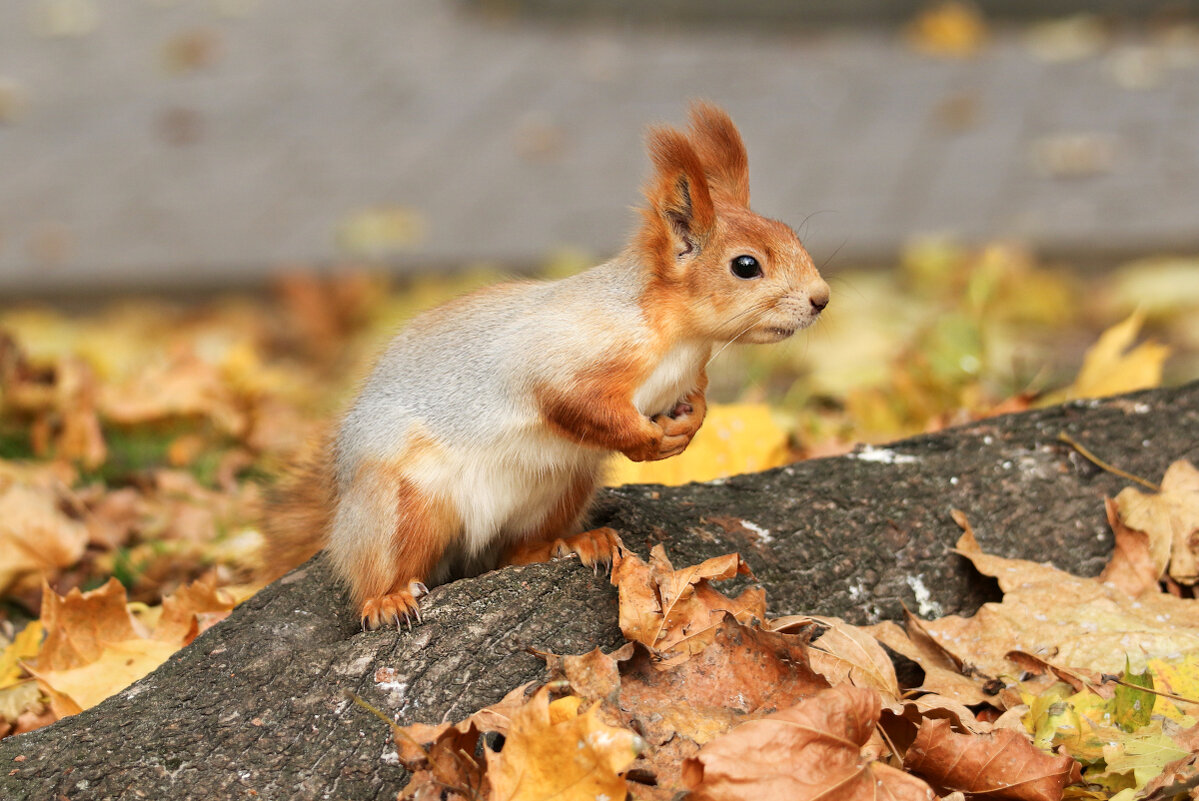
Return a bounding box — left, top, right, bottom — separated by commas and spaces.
258, 443, 335, 583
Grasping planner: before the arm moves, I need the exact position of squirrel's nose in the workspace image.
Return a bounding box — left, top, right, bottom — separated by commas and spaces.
808, 281, 830, 313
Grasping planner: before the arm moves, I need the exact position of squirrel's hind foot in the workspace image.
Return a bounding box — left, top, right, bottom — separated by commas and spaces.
504, 526, 625, 573
360, 581, 428, 631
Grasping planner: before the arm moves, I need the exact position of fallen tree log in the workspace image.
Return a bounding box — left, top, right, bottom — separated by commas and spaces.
2, 382, 1197, 800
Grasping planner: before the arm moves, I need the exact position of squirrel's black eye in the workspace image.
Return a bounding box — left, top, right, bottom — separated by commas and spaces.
730, 255, 762, 279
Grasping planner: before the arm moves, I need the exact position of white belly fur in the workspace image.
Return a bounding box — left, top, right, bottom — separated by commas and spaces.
633, 341, 709, 417
403, 342, 707, 581
407, 427, 604, 576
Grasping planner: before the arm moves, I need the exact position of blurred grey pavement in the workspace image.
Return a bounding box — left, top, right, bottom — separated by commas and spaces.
2, 1, 1199, 295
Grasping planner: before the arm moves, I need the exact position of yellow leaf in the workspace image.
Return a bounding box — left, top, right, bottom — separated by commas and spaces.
606, 403, 789, 487
1044, 311, 1169, 403
32, 638, 179, 714
487, 686, 642, 801
0, 621, 42, 689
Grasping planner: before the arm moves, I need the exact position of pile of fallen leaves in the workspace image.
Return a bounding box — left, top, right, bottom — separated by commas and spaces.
377, 461, 1199, 800
0, 243, 1195, 753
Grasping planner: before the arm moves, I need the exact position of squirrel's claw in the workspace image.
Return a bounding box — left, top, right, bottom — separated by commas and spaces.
561, 527, 624, 570
361, 590, 424, 632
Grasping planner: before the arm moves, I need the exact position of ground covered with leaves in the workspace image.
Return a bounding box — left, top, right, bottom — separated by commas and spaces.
1, 243, 1198, 799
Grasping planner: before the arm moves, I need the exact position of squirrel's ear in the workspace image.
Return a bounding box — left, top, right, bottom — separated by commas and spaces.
687, 101, 750, 206
641, 126, 716, 262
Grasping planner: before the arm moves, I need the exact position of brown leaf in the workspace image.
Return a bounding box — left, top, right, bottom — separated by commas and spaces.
1100, 496, 1162, 596
879, 692, 994, 758
38, 578, 138, 671
1002, 651, 1110, 698
542, 643, 633, 706
612, 546, 764, 665
153, 577, 234, 646
620, 618, 827, 745
904, 717, 1080, 801
931, 513, 1199, 676
770, 614, 900, 699
1115, 459, 1199, 585
683, 684, 936, 800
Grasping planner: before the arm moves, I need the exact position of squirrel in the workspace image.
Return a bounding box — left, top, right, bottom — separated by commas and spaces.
260, 102, 830, 630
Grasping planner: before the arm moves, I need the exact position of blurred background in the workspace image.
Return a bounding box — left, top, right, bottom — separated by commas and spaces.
3, 2, 1199, 735
2, 0, 1198, 295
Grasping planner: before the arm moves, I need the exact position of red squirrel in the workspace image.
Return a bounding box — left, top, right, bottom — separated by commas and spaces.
261, 103, 830, 629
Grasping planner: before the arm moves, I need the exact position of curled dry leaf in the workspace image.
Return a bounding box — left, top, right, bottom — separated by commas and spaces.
612, 545, 765, 666
683, 684, 936, 801
904, 718, 1080, 801
880, 693, 994, 759
1114, 460, 1199, 585
541, 643, 633, 706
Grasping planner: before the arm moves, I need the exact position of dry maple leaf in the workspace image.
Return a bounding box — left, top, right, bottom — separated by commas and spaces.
683, 684, 936, 801
903, 717, 1080, 801
485, 687, 643, 801
1114, 460, 1199, 585
867, 619, 989, 707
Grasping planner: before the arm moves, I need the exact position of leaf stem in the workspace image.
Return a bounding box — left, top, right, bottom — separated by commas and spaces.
1056, 432, 1160, 491
1104, 676, 1199, 707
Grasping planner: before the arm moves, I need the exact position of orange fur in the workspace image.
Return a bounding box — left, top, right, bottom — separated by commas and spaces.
637, 127, 717, 279
687, 101, 750, 205
344, 460, 460, 608
258, 442, 334, 582
535, 356, 665, 460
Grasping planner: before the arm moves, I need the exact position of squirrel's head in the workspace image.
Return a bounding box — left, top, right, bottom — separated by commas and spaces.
635, 102, 830, 345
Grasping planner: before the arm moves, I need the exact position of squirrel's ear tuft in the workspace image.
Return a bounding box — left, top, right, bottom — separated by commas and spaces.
687, 101, 750, 206
640, 125, 716, 264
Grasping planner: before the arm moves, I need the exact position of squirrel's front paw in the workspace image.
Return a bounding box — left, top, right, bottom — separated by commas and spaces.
649, 408, 701, 459
360, 581, 428, 631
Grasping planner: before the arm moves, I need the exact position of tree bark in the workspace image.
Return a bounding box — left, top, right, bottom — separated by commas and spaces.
2, 382, 1197, 800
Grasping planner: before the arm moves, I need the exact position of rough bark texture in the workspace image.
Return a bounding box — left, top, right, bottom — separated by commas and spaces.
2, 382, 1197, 800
